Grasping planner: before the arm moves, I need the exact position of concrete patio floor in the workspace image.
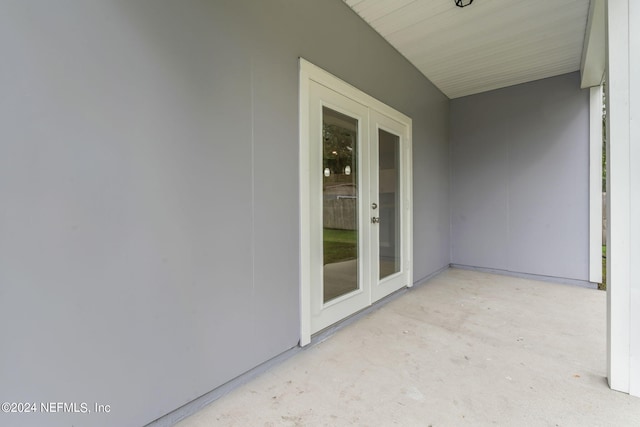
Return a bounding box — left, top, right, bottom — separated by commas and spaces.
176, 268, 640, 426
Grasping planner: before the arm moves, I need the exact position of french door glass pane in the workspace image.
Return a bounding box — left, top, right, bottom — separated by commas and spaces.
378, 129, 400, 279
322, 107, 358, 303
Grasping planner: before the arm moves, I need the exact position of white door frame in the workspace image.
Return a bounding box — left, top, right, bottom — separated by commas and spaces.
299, 58, 412, 346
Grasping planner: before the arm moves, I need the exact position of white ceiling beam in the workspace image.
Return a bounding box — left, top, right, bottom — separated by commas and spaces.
581, 0, 606, 88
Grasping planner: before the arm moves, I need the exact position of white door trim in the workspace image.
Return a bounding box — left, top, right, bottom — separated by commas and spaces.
299, 58, 412, 346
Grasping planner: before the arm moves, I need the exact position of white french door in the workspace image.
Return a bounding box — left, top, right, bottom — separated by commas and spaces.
369, 110, 411, 303
300, 59, 412, 345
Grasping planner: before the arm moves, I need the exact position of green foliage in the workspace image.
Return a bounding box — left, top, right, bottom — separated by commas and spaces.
600, 245, 607, 291
602, 83, 607, 192
323, 228, 357, 265
323, 124, 355, 176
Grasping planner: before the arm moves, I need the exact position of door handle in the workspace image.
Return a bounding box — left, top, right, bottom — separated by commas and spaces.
371, 217, 379, 224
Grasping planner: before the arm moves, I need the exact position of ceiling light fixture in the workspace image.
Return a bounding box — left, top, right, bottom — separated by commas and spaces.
455, 0, 473, 7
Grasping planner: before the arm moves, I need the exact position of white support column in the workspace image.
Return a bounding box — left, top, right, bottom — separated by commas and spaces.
590, 86, 603, 284
628, 0, 640, 397
606, 0, 640, 396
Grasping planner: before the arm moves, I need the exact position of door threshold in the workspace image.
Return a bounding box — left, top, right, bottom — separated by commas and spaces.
307, 284, 409, 346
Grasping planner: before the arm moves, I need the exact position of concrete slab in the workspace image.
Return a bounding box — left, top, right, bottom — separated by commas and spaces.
176, 268, 640, 426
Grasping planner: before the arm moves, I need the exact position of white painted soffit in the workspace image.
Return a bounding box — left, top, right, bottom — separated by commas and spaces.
344, 0, 591, 99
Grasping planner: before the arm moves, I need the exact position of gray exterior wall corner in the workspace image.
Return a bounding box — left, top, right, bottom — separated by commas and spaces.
450, 72, 590, 282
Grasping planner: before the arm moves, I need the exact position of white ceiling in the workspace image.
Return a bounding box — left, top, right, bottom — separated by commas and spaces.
344, 0, 591, 98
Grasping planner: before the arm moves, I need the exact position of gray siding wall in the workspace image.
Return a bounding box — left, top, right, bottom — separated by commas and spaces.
0, 1, 449, 426
450, 72, 589, 281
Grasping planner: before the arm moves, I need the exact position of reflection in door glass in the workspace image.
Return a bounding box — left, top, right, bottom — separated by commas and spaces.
378, 129, 400, 279
322, 107, 358, 303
